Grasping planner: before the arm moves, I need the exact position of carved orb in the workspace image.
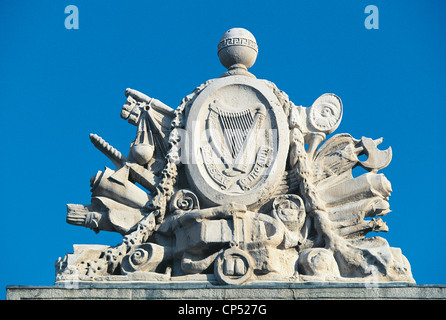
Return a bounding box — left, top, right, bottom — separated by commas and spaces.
218, 28, 258, 70
131, 143, 154, 165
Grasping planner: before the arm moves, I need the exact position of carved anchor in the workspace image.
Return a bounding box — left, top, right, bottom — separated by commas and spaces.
356, 137, 392, 173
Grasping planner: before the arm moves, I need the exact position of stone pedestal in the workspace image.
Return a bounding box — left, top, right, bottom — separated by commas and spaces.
6, 282, 446, 300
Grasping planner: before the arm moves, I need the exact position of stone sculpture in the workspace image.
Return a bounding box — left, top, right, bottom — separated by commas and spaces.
56, 28, 414, 285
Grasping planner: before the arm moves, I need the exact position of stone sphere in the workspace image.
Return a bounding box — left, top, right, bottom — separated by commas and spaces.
218, 28, 258, 70
131, 143, 154, 165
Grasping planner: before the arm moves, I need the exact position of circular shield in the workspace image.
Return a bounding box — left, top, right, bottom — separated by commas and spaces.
184, 76, 289, 208
308, 93, 343, 134
214, 247, 254, 285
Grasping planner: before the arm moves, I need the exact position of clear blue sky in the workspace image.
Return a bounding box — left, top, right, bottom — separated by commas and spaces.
1, 0, 445, 299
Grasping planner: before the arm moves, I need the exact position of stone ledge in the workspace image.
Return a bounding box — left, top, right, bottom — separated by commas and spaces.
6, 282, 446, 300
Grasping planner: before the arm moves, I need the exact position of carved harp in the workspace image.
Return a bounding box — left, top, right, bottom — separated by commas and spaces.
209, 100, 266, 175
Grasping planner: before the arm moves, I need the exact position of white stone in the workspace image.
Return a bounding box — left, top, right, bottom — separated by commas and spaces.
56, 27, 414, 286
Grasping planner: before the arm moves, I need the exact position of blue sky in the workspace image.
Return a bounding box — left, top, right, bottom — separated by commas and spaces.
1, 0, 445, 299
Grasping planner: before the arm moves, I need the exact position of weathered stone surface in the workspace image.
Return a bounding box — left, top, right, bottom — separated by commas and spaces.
7, 283, 446, 300
53, 27, 415, 287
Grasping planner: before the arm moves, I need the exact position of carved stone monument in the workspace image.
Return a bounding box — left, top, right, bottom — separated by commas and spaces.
56, 27, 414, 287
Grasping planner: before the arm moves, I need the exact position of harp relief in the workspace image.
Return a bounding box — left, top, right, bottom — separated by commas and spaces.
184, 76, 289, 208
208, 99, 267, 177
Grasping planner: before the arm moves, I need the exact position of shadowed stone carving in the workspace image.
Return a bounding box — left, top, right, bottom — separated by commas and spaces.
57, 28, 414, 285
